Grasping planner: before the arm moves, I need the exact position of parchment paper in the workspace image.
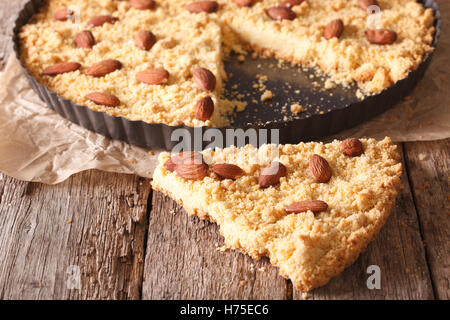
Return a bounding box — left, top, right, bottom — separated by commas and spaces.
0, 56, 161, 184
1, 5, 449, 184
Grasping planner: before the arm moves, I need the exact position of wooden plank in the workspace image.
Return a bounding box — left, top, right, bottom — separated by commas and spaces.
142, 191, 288, 300
0, 0, 28, 69
0, 171, 151, 299
292, 144, 434, 300
404, 139, 450, 300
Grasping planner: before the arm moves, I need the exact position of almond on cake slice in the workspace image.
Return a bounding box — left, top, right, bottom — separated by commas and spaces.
134, 30, 157, 51
54, 8, 73, 21
136, 68, 170, 85
324, 19, 344, 40
186, 1, 219, 13
232, 0, 254, 7
152, 138, 402, 291
193, 67, 216, 92
212, 164, 244, 180
129, 0, 155, 10
87, 15, 118, 27
266, 6, 296, 21
309, 154, 332, 183
341, 138, 364, 156
75, 30, 95, 49
365, 29, 397, 45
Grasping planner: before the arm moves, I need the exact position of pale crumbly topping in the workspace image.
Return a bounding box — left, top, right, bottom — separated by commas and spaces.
218, 0, 435, 94
260, 89, 274, 102
290, 103, 304, 115
20, 0, 434, 127
152, 137, 403, 291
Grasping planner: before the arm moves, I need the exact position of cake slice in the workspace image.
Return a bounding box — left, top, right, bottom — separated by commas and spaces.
152, 137, 402, 291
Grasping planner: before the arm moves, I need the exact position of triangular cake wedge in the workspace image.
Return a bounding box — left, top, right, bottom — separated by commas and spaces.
152, 137, 402, 291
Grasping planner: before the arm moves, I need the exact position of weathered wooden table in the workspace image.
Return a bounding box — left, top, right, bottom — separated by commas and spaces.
0, 1, 448, 300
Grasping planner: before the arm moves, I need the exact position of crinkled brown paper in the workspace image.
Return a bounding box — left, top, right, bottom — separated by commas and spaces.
1, 16, 449, 184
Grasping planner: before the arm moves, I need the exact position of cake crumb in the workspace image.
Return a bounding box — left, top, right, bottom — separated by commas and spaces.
66, 220, 72, 224
290, 103, 305, 115
418, 153, 427, 161
240, 280, 247, 286
237, 54, 246, 62
148, 151, 154, 156
261, 90, 274, 102
216, 245, 227, 252
324, 79, 336, 89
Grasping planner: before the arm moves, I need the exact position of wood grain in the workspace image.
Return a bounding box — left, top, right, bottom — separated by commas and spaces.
404, 139, 450, 300
142, 191, 288, 300
0, 171, 151, 299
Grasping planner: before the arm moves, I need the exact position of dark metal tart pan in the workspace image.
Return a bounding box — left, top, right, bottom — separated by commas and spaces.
13, 0, 441, 150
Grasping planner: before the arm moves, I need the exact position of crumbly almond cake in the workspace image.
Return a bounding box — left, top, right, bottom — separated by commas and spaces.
152, 137, 403, 291
19, 0, 434, 127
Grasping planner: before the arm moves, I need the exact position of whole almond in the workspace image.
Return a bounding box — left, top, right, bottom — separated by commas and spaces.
212, 164, 244, 180
358, 0, 378, 11
87, 15, 118, 27
134, 30, 157, 51
309, 154, 332, 183
54, 8, 72, 21
86, 59, 122, 77
171, 151, 204, 165
136, 68, 170, 85
186, 1, 219, 13
194, 96, 214, 121
75, 30, 95, 49
280, 0, 305, 8
193, 68, 216, 92
258, 161, 287, 188
266, 6, 296, 21
285, 200, 328, 214
129, 0, 155, 10
164, 158, 177, 172
365, 29, 397, 45
42, 62, 81, 76
164, 152, 204, 172
86, 92, 120, 107
324, 19, 344, 40
175, 163, 209, 180
340, 138, 363, 157
232, 0, 254, 7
